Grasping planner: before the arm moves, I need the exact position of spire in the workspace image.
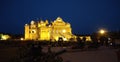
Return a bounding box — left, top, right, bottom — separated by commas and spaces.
56, 17, 63, 22
45, 19, 49, 24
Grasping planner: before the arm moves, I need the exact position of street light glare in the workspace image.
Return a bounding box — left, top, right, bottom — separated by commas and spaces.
100, 29, 105, 34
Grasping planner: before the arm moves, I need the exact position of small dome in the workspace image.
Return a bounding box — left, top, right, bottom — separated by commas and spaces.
40, 20, 44, 23
56, 17, 63, 21
31, 20, 35, 24
25, 24, 28, 25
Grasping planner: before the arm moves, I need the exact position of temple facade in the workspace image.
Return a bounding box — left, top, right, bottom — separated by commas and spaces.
24, 17, 75, 41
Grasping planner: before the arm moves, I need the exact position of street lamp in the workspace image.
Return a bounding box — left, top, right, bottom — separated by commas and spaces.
98, 29, 110, 46
99, 29, 105, 34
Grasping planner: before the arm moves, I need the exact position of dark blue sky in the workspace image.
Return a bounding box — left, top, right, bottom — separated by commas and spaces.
0, 0, 120, 34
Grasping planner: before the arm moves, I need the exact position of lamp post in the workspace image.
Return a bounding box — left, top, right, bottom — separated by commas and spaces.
98, 29, 108, 46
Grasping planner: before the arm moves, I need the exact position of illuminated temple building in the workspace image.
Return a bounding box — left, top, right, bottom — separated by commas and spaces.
24, 17, 75, 41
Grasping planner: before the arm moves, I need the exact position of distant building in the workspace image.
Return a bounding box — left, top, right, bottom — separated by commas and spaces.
0, 34, 11, 40
79, 36, 92, 41
24, 17, 75, 41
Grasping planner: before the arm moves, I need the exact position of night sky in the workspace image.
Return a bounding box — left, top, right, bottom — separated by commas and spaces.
0, 0, 120, 34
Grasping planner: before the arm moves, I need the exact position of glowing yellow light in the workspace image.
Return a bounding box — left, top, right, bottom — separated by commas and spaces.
1, 35, 10, 40
31, 21, 35, 24
25, 24, 28, 25
20, 38, 24, 40
62, 29, 66, 33
99, 29, 105, 34
2, 36, 7, 40
63, 38, 67, 41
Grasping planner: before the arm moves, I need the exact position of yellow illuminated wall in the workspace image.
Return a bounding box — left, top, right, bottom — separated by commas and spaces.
25, 24, 29, 40
24, 17, 75, 41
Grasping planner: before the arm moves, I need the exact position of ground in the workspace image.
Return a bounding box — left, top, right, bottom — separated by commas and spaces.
60, 47, 118, 62
0, 46, 119, 62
